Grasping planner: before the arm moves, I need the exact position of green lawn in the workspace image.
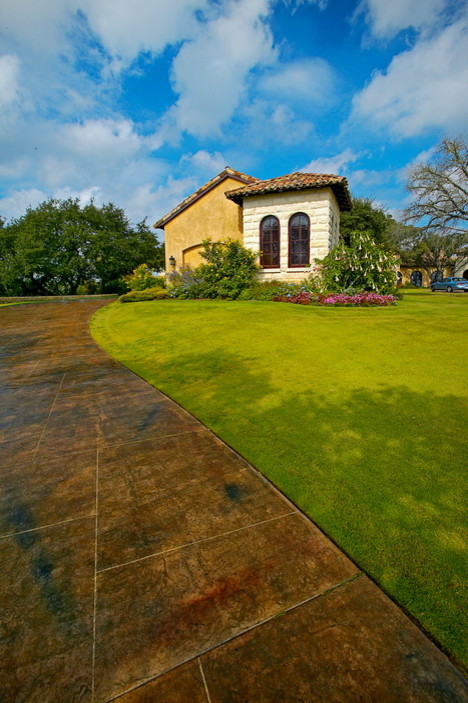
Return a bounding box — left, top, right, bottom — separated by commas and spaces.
91, 289, 468, 667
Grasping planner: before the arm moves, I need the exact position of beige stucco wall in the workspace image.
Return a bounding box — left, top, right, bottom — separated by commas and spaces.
399, 265, 453, 287
182, 244, 204, 268
454, 258, 468, 278
163, 176, 244, 271
242, 187, 340, 282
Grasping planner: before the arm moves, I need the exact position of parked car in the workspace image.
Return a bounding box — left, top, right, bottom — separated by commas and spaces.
431, 277, 468, 292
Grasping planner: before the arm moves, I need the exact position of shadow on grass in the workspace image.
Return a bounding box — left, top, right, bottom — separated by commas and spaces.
138, 347, 467, 665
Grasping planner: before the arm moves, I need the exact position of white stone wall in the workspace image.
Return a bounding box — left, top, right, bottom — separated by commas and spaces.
328, 191, 341, 249
241, 187, 340, 282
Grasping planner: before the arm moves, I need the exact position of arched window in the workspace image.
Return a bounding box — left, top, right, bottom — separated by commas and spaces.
411, 270, 423, 287
260, 216, 280, 268
289, 213, 310, 268
431, 270, 443, 283
463, 269, 468, 280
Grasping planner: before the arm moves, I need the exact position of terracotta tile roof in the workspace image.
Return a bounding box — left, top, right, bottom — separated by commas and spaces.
153, 167, 259, 229
225, 172, 352, 211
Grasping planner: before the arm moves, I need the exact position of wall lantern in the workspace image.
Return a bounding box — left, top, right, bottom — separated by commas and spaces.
169, 255, 176, 268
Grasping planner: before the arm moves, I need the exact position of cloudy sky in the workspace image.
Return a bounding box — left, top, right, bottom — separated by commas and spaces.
1, 0, 467, 234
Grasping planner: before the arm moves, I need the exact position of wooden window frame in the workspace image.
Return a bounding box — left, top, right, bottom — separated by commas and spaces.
260, 215, 280, 269
288, 212, 310, 268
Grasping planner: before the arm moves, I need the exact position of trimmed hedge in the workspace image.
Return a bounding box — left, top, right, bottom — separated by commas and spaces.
119, 287, 169, 303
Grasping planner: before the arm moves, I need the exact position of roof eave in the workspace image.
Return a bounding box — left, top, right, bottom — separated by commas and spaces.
153, 169, 258, 229
226, 182, 352, 212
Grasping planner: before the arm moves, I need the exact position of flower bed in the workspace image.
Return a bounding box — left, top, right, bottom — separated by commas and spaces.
273, 291, 397, 306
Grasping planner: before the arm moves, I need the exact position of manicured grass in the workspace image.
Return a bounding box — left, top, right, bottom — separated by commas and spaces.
91, 289, 468, 667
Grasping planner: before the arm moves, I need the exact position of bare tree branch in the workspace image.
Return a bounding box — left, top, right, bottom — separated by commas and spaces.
404, 136, 468, 235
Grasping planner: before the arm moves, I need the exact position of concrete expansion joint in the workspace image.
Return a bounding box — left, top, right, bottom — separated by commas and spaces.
99, 572, 364, 703
96, 511, 297, 574
198, 658, 213, 703
33, 371, 66, 459
0, 513, 94, 540
91, 445, 100, 700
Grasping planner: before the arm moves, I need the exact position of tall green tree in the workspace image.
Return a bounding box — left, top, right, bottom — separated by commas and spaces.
340, 197, 396, 248
0, 198, 163, 295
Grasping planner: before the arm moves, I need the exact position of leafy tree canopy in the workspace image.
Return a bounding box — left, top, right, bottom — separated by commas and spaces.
340, 197, 397, 248
0, 198, 164, 296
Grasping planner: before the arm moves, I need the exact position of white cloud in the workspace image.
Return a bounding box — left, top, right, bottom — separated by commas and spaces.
0, 157, 30, 180
61, 119, 142, 160
237, 99, 314, 148
403, 146, 437, 171
350, 18, 468, 137
357, 0, 447, 39
0, 1, 72, 57
0, 188, 47, 220
258, 58, 336, 105
0, 0, 207, 65
0, 54, 23, 110
171, 0, 276, 136
53, 184, 103, 205
81, 0, 208, 68
181, 150, 226, 174
31, 118, 149, 189
301, 148, 359, 174
284, 0, 328, 9
135, 177, 199, 230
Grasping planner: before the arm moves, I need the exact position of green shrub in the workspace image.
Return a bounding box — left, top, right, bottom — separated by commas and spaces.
124, 264, 165, 291
168, 239, 259, 299
316, 231, 398, 294
119, 287, 169, 303
238, 277, 321, 301
196, 239, 259, 299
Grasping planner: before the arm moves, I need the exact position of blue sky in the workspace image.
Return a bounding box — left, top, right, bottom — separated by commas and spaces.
0, 0, 467, 236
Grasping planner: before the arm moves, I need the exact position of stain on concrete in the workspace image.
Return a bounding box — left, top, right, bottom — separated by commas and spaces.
224, 483, 242, 502
138, 406, 161, 432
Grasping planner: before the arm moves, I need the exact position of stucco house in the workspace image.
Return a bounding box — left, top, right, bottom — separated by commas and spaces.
154, 167, 352, 282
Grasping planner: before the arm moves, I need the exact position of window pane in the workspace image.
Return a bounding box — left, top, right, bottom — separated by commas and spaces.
260, 216, 280, 268
289, 213, 310, 267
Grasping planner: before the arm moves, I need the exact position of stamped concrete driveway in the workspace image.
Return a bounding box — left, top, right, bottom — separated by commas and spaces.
0, 300, 466, 703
